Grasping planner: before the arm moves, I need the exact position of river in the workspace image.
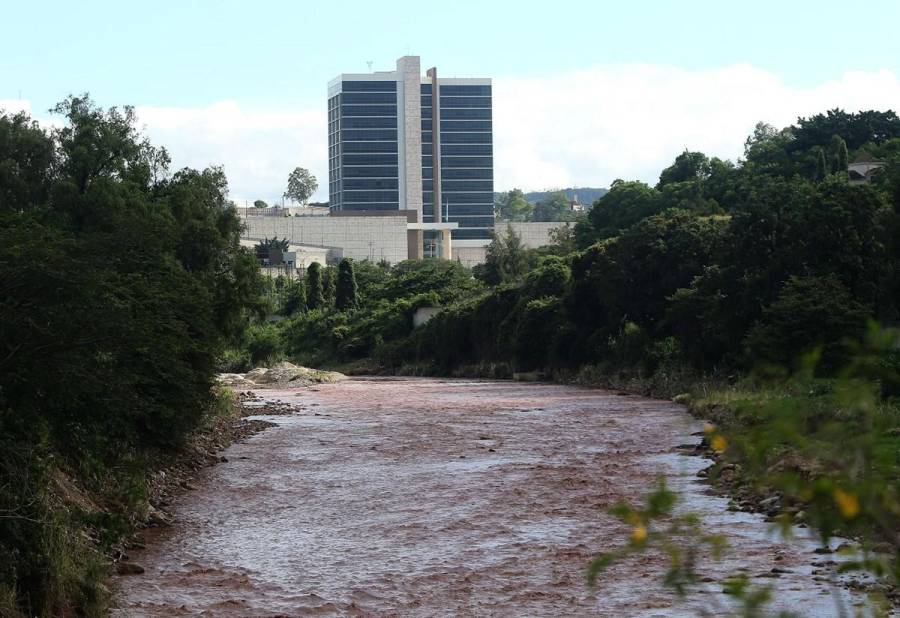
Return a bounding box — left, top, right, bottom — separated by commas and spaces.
114, 377, 876, 616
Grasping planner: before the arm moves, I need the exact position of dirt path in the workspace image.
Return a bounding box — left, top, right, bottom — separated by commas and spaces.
114, 378, 874, 616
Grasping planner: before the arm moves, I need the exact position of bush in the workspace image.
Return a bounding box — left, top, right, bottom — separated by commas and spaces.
246, 325, 283, 366
216, 348, 251, 373
744, 276, 871, 372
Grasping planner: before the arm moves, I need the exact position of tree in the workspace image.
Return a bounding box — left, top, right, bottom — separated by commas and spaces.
254, 199, 268, 209
830, 135, 849, 174
0, 96, 265, 615
814, 147, 828, 181
657, 151, 711, 187
286, 167, 318, 204
586, 180, 662, 240
336, 258, 359, 310
322, 265, 336, 305
306, 262, 325, 309
532, 190, 572, 222
494, 189, 533, 221
478, 226, 531, 285
254, 237, 289, 262
744, 276, 870, 371
282, 279, 306, 316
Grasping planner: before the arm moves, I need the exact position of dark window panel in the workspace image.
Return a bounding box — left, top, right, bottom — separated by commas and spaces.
440, 120, 492, 132
440, 108, 492, 120
343, 154, 399, 165
343, 117, 397, 129
442, 168, 492, 180
342, 166, 398, 178
440, 156, 493, 168
440, 133, 492, 144
441, 180, 493, 192
343, 178, 399, 190
439, 191, 494, 204
439, 85, 492, 96
343, 141, 398, 153
439, 96, 492, 108
342, 80, 397, 92
342, 190, 400, 203
341, 92, 398, 104
342, 105, 397, 117
341, 129, 398, 141
453, 228, 493, 240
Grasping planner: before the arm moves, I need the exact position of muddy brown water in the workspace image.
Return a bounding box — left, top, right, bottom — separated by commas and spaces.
114, 378, 878, 617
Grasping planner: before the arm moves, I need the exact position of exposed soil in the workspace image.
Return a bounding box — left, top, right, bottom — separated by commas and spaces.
113, 378, 883, 616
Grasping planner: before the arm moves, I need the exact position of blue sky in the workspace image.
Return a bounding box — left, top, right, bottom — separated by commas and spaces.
3, 0, 900, 202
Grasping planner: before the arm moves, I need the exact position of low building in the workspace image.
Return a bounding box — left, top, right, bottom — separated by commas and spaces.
848, 152, 886, 184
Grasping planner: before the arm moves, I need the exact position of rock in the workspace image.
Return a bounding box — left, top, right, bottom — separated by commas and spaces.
771, 567, 792, 574
245, 367, 272, 383
813, 547, 833, 554
759, 495, 780, 510
673, 393, 692, 405
116, 562, 145, 575
146, 505, 173, 527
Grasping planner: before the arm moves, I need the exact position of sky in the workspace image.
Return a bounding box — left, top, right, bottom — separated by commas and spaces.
3, 0, 900, 204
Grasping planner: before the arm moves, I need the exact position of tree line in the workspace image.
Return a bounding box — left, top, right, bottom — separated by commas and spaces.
0, 97, 264, 616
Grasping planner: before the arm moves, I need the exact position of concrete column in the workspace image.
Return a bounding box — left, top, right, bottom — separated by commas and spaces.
441, 229, 452, 260
396, 56, 423, 223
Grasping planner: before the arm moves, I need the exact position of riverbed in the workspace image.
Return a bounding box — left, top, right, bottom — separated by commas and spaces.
114, 378, 876, 616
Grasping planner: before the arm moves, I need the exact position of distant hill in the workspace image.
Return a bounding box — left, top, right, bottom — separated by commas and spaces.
494, 187, 608, 207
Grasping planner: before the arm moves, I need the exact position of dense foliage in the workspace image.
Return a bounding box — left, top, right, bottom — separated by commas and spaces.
401, 111, 900, 382
0, 97, 263, 616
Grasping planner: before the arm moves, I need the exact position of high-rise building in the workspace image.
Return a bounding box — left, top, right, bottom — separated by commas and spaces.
327, 56, 494, 259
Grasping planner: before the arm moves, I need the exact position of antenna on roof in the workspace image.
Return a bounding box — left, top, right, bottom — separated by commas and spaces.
366, 61, 373, 72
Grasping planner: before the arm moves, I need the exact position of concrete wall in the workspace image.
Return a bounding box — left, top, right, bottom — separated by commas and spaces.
495, 221, 569, 249
241, 215, 408, 264
452, 245, 488, 268
242, 216, 569, 267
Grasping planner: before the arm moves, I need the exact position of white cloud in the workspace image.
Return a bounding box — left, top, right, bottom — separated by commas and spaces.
0, 99, 32, 115
135, 101, 327, 204
8, 65, 900, 200
493, 64, 900, 190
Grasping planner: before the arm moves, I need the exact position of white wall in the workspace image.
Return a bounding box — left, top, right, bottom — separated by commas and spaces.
495, 221, 569, 249
241, 215, 409, 264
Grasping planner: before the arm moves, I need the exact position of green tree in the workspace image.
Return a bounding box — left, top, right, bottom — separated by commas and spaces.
532, 190, 572, 221
282, 279, 307, 316
494, 189, 533, 221
254, 199, 268, 208
586, 180, 662, 241
814, 146, 828, 181
286, 167, 318, 204
306, 262, 325, 309
744, 275, 870, 371
657, 150, 710, 187
0, 96, 265, 615
831, 134, 849, 174
336, 258, 359, 310
479, 226, 531, 285
322, 265, 336, 305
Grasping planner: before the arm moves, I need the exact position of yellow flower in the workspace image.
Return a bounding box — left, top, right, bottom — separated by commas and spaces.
711, 435, 728, 453
631, 525, 648, 543
834, 489, 860, 519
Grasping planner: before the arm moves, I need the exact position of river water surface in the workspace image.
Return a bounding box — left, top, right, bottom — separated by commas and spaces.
114, 378, 876, 616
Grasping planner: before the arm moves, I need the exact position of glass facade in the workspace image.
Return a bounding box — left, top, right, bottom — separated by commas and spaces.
329, 73, 493, 241
421, 82, 494, 240
329, 80, 399, 213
